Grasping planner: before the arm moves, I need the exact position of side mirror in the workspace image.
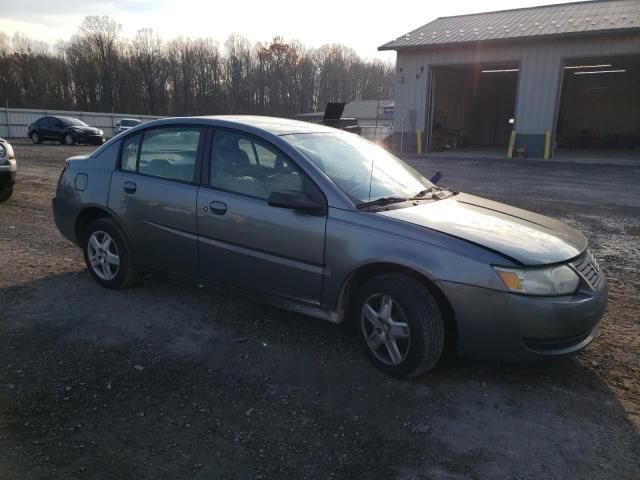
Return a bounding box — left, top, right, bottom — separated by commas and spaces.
115, 122, 121, 128
268, 190, 324, 214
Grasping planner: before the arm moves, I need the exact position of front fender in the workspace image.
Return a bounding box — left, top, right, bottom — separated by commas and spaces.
322, 208, 512, 312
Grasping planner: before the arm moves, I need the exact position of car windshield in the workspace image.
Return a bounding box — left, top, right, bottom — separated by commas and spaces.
286, 133, 433, 205
60, 117, 87, 127
121, 119, 140, 127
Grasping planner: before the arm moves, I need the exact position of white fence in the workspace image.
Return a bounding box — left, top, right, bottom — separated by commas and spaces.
0, 107, 162, 139
0, 107, 394, 141
360, 125, 393, 141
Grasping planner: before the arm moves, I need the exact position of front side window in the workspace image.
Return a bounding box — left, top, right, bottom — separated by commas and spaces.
209, 130, 309, 200
286, 133, 433, 205
137, 127, 202, 182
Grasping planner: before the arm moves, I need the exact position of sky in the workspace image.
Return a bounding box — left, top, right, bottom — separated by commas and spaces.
0, 0, 586, 60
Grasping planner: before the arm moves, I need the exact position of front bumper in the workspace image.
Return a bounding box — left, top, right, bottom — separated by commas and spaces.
76, 134, 105, 145
436, 275, 608, 362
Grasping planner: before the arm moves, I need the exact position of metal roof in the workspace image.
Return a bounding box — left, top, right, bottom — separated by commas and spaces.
379, 0, 640, 50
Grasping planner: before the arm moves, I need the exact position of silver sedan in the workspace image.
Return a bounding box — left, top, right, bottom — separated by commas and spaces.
52, 116, 607, 377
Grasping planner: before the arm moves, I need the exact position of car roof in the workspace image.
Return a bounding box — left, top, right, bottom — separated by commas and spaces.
140, 115, 340, 136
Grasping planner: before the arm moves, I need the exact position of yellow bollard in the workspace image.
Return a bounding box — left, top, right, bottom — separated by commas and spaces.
507, 130, 516, 159
544, 129, 551, 160
416, 129, 423, 155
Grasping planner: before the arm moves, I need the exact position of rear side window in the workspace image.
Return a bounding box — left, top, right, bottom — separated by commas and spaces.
138, 127, 202, 183
121, 134, 141, 172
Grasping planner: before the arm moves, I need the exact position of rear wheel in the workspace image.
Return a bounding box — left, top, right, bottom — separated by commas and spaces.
356, 274, 444, 378
82, 218, 138, 289
30, 132, 40, 144
64, 133, 75, 146
0, 185, 12, 202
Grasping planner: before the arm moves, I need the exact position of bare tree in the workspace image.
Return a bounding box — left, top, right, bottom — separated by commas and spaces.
0, 15, 395, 117
79, 15, 122, 111
131, 28, 164, 114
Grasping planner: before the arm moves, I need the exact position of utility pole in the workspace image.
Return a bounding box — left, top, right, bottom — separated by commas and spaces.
375, 66, 383, 131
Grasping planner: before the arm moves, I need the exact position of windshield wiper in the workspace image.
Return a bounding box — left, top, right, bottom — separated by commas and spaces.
356, 196, 408, 210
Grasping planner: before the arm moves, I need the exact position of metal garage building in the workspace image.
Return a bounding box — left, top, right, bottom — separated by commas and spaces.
380, 0, 640, 159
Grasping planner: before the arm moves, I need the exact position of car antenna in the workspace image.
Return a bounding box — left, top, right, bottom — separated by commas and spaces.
366, 151, 375, 207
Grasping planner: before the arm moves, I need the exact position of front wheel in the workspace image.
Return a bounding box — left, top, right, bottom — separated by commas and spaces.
30, 132, 40, 144
82, 218, 138, 289
0, 185, 12, 202
64, 133, 75, 145
356, 274, 444, 378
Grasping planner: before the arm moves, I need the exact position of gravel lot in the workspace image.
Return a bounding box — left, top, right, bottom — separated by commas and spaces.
1, 139, 639, 479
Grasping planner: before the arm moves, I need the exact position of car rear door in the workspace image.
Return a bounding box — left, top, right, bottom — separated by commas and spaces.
196, 128, 327, 305
108, 125, 204, 277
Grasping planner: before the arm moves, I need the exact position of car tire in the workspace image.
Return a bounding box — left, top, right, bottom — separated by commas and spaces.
0, 186, 12, 202
64, 134, 76, 146
30, 132, 40, 144
82, 218, 138, 289
356, 274, 444, 378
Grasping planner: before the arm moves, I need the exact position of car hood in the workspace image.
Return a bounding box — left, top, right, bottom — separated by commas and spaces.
378, 193, 587, 265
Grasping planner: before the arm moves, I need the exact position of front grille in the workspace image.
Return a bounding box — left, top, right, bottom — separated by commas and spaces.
571, 249, 601, 289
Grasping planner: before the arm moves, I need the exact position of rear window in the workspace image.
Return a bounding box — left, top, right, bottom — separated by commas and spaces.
137, 127, 202, 183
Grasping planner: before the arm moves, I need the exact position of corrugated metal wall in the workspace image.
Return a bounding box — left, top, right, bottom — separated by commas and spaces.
393, 33, 640, 155
0, 108, 162, 138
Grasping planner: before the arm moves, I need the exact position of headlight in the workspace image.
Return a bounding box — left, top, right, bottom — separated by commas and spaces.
494, 265, 579, 296
98, 129, 104, 136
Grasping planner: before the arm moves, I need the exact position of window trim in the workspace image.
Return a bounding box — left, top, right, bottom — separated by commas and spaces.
203, 127, 326, 206
116, 124, 207, 185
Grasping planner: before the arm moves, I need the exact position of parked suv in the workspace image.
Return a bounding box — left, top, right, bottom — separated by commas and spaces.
52, 116, 607, 377
115, 118, 142, 135
28, 116, 105, 145
0, 137, 16, 202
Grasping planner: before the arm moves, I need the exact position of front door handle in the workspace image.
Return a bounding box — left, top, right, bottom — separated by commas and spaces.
209, 201, 227, 215
123, 181, 137, 194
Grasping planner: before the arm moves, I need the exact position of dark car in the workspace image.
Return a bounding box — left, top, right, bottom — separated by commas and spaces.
296, 103, 362, 135
321, 102, 361, 135
28, 116, 105, 146
52, 116, 607, 378
0, 137, 16, 202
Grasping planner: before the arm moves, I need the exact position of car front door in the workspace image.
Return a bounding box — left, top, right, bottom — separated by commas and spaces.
39, 117, 54, 140
197, 128, 327, 305
50, 118, 66, 142
108, 125, 204, 277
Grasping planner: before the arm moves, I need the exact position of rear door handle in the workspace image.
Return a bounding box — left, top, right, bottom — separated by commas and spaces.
209, 201, 227, 215
123, 181, 137, 194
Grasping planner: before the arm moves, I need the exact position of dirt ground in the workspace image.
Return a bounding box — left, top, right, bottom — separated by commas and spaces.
1, 139, 639, 479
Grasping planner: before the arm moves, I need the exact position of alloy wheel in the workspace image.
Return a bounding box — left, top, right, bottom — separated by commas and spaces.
65, 134, 74, 145
361, 293, 411, 365
87, 230, 120, 281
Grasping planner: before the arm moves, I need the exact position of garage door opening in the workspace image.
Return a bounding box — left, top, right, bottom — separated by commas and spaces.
555, 55, 640, 161
427, 63, 518, 156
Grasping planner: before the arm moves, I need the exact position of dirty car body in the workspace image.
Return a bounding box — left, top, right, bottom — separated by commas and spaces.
52, 116, 607, 376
